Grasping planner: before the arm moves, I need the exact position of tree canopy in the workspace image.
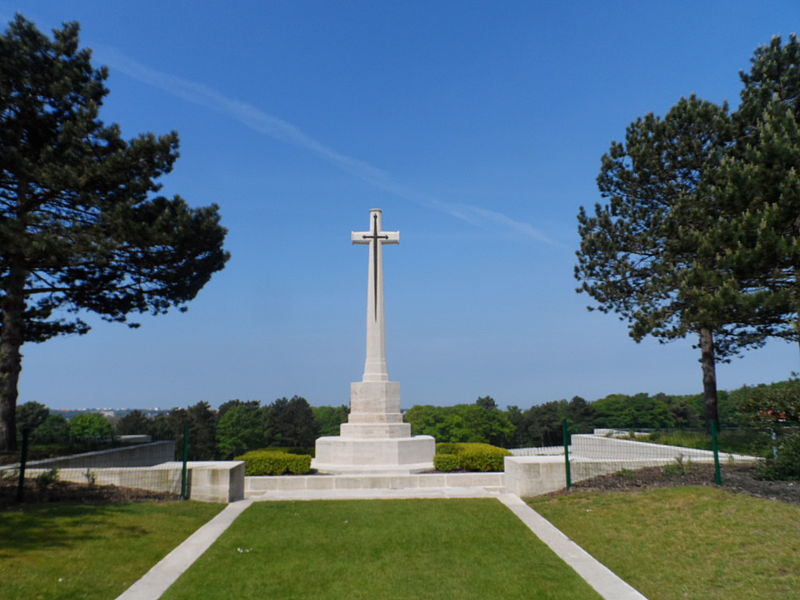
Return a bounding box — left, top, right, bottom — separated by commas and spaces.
216, 403, 264, 458
68, 412, 113, 441
15, 400, 49, 435
263, 396, 318, 448
0, 15, 229, 450
575, 35, 800, 424
405, 398, 515, 446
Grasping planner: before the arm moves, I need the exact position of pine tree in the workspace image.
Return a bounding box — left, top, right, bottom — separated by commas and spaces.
713, 35, 800, 346
0, 16, 229, 450
263, 396, 318, 448
576, 95, 753, 424
577, 36, 800, 425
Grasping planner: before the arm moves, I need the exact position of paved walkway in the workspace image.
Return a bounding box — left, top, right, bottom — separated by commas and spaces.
497, 493, 647, 600
116, 487, 648, 600
115, 499, 252, 600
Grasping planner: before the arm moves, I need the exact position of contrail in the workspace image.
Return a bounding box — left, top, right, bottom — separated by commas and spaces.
96, 46, 554, 243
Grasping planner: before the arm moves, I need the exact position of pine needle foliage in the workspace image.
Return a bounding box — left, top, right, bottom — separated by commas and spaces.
576, 36, 800, 424
0, 15, 229, 450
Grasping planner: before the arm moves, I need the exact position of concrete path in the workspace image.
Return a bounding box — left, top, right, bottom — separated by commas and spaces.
498, 493, 648, 600
117, 488, 647, 600
115, 499, 252, 600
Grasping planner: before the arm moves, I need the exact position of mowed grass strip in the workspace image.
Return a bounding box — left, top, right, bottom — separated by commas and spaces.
162, 499, 602, 600
0, 501, 223, 600
528, 486, 800, 600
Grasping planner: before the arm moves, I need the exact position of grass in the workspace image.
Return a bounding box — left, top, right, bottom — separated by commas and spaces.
528, 486, 800, 600
0, 501, 223, 600
162, 499, 602, 600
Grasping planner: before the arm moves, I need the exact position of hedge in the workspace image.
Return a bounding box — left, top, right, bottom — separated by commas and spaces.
433, 453, 460, 472
235, 450, 312, 475
433, 442, 511, 472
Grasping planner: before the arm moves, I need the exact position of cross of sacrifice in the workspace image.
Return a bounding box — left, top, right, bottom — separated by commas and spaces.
352, 209, 399, 382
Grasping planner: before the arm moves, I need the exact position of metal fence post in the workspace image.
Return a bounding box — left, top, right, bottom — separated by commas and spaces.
16, 428, 29, 503
562, 419, 572, 490
711, 419, 723, 485
770, 427, 778, 459
180, 422, 190, 500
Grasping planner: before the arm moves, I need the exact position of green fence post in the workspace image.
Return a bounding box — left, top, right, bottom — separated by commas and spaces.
711, 419, 723, 485
180, 422, 190, 500
562, 419, 572, 490
16, 428, 29, 503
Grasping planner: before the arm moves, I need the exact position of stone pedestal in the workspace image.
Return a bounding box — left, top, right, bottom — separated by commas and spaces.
313, 381, 435, 474
312, 209, 435, 474
313, 435, 435, 474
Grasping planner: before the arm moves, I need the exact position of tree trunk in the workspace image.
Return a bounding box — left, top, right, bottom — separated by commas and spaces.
0, 262, 27, 452
699, 327, 719, 427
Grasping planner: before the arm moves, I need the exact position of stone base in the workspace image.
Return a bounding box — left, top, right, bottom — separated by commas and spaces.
312, 435, 435, 474
339, 422, 411, 438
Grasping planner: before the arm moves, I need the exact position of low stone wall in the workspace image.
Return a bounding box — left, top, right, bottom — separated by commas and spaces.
22, 460, 245, 503
246, 471, 504, 497
3, 440, 176, 470
25, 466, 183, 495
504, 456, 567, 497
510, 445, 563, 456
505, 455, 703, 497
571, 434, 754, 462
505, 435, 761, 497
191, 462, 245, 503
156, 461, 245, 503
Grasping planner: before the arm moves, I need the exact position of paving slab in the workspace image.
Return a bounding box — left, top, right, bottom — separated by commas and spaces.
249, 485, 499, 501
115, 499, 252, 600
498, 493, 648, 600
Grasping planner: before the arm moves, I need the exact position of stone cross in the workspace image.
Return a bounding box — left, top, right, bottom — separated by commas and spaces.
312, 207, 434, 473
352, 208, 399, 383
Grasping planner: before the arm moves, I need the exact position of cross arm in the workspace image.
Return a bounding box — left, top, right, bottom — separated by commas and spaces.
352, 231, 370, 244
351, 231, 400, 244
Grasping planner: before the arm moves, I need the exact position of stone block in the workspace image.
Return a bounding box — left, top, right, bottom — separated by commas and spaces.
350, 381, 401, 413
445, 472, 505, 488
504, 456, 566, 497
313, 435, 435, 474
416, 474, 446, 487
339, 422, 411, 438
186, 461, 245, 503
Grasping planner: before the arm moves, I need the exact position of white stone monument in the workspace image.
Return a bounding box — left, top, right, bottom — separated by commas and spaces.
313, 209, 435, 474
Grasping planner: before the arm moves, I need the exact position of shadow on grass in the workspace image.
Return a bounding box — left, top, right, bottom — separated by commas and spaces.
0, 502, 149, 556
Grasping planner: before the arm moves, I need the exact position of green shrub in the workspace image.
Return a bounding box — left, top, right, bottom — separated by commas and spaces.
662, 455, 696, 477
433, 442, 510, 472
435, 443, 460, 455
235, 450, 311, 475
457, 444, 510, 471
263, 446, 315, 457
433, 453, 460, 472
758, 432, 800, 480
35, 468, 60, 493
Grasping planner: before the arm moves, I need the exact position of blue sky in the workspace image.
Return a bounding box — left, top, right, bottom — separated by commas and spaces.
6, 1, 800, 410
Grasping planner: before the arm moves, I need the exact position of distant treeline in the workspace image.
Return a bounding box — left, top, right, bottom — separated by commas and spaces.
14, 397, 348, 461
407, 380, 800, 448
14, 380, 798, 460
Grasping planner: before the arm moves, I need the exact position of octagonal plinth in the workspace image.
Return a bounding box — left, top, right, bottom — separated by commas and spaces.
312, 435, 435, 474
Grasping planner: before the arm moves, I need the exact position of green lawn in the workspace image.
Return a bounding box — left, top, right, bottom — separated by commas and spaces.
1, 501, 223, 600
162, 499, 602, 600
529, 487, 800, 600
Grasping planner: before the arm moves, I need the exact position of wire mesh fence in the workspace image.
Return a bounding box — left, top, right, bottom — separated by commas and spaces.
512, 421, 799, 490
1, 425, 191, 504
